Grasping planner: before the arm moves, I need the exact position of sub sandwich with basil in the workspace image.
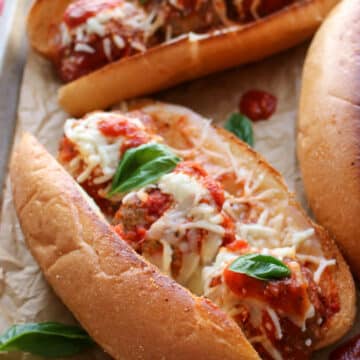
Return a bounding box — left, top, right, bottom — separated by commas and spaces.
27, 0, 338, 115
10, 101, 356, 359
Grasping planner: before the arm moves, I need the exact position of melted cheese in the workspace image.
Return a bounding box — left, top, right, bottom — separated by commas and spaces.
74, 43, 95, 54
202, 246, 317, 358
62, 2, 151, 53
237, 223, 278, 240
143, 172, 226, 286
113, 34, 125, 49
65, 103, 337, 360
267, 308, 283, 340
297, 254, 336, 283
87, 104, 340, 360
103, 38, 112, 60
151, 172, 225, 240
64, 112, 145, 184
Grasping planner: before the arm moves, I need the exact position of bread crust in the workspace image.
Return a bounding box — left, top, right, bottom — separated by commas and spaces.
297, 0, 360, 279
10, 133, 259, 360
27, 0, 339, 116
27, 0, 73, 57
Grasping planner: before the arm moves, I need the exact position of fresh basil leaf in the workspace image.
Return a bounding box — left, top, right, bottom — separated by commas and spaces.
0, 322, 94, 358
109, 143, 181, 196
224, 113, 254, 146
229, 254, 290, 281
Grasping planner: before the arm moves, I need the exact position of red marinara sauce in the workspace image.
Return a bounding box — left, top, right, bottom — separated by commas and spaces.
173, 161, 238, 244
256, 0, 295, 17
58, 137, 78, 162
240, 0, 295, 21
174, 161, 225, 209
223, 261, 310, 318
97, 115, 150, 154
63, 0, 123, 28
221, 213, 237, 245
225, 239, 249, 252
330, 335, 360, 360
239, 90, 277, 121
113, 189, 172, 246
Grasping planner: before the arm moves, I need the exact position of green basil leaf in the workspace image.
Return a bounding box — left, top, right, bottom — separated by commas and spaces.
109, 143, 181, 196
224, 113, 254, 146
229, 254, 291, 280
0, 322, 94, 358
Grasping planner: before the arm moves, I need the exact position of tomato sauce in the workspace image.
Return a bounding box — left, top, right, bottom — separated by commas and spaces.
239, 0, 295, 22
175, 161, 208, 177
223, 256, 341, 360
224, 262, 310, 319
257, 0, 295, 17
63, 0, 123, 28
58, 136, 118, 215
113, 223, 147, 245
255, 317, 313, 360
303, 266, 340, 321
144, 189, 173, 223
225, 239, 249, 252
57, 0, 146, 82
98, 114, 140, 137
57, 33, 138, 82
58, 137, 78, 162
82, 178, 119, 215
174, 161, 226, 209
239, 90, 277, 121
330, 334, 360, 360
113, 189, 172, 247
221, 214, 237, 245
98, 115, 151, 154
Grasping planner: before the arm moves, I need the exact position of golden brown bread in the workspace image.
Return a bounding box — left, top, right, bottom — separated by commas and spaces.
10, 102, 356, 358
27, 0, 73, 57
27, 0, 339, 116
297, 0, 360, 279
10, 133, 259, 360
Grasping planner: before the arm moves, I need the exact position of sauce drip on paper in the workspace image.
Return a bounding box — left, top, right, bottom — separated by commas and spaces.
239, 90, 277, 121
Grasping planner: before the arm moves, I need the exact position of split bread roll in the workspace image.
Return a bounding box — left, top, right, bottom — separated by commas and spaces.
10, 133, 259, 360
297, 0, 360, 279
10, 102, 355, 359
27, 0, 339, 116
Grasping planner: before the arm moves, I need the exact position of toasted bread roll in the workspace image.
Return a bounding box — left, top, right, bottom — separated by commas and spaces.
27, 0, 338, 116
10, 133, 259, 360
11, 102, 356, 359
297, 0, 360, 279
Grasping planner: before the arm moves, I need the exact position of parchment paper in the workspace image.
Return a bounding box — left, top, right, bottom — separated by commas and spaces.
0, 44, 358, 359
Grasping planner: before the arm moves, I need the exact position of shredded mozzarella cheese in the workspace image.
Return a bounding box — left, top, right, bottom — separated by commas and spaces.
74, 43, 95, 54
64, 112, 144, 184
60, 2, 154, 55
113, 34, 125, 49
103, 37, 112, 60
267, 308, 283, 340
143, 172, 227, 285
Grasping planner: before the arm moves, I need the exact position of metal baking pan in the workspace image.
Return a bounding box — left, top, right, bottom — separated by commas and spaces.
0, 0, 30, 204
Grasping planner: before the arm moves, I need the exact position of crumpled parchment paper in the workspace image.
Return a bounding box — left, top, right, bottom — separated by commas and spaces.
0, 44, 358, 359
